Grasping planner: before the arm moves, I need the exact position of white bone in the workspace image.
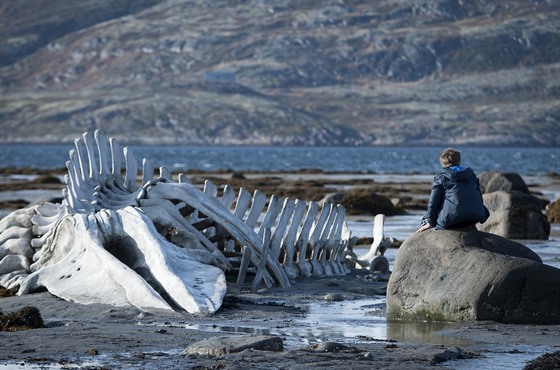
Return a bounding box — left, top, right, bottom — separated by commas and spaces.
0, 130, 363, 314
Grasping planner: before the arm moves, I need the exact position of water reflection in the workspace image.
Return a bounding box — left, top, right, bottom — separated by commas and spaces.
439, 344, 553, 370
177, 299, 388, 349
386, 320, 472, 346
169, 298, 474, 350
293, 299, 387, 342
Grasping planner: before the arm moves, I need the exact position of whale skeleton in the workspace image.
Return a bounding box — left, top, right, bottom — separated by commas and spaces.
0, 130, 373, 314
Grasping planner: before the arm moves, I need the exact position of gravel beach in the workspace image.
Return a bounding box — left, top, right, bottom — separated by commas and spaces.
1, 170, 559, 369
1, 273, 559, 369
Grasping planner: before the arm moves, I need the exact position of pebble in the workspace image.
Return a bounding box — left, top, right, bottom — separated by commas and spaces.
324, 293, 344, 301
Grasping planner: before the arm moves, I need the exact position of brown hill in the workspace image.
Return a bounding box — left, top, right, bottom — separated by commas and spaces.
1, 0, 558, 146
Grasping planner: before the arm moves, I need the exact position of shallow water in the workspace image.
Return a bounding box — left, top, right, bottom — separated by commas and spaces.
167, 298, 389, 350
144, 297, 554, 370
438, 344, 554, 370
347, 212, 560, 270
144, 297, 474, 351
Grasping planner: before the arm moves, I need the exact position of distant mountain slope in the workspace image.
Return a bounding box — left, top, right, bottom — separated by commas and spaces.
0, 0, 165, 66
1, 0, 558, 146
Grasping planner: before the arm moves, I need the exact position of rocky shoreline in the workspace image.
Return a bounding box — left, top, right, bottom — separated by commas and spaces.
1, 273, 559, 369
1, 169, 559, 369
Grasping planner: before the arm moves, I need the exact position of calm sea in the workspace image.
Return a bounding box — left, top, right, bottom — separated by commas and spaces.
1, 144, 559, 175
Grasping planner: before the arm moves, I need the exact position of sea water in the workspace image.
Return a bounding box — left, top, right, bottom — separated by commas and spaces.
1, 144, 559, 175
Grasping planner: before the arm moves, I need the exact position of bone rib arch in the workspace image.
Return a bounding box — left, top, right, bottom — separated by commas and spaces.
0, 130, 361, 314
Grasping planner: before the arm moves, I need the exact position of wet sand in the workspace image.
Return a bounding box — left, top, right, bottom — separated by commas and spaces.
1, 170, 559, 369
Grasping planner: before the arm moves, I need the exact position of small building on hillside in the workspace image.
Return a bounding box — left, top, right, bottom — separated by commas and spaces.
203, 71, 236, 83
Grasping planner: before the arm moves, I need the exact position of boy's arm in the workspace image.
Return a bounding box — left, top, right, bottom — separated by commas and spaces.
425, 180, 444, 227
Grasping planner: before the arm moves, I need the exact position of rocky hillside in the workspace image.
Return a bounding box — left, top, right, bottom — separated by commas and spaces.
1, 0, 559, 146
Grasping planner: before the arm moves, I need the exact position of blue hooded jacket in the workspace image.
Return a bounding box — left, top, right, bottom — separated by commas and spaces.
425, 166, 489, 230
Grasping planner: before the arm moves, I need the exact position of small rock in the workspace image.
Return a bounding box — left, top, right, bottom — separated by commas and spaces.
0, 306, 45, 332
546, 198, 560, 224
324, 293, 344, 301
431, 347, 469, 365
136, 312, 153, 319
309, 341, 349, 352
230, 171, 245, 180
183, 335, 283, 356
86, 348, 99, 355
524, 350, 560, 370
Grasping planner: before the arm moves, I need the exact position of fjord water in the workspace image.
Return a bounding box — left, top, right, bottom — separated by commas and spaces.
1, 144, 559, 175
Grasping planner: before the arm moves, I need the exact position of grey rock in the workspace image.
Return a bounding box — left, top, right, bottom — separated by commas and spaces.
183, 335, 283, 357
479, 191, 550, 239
324, 293, 344, 301
478, 172, 529, 194
309, 341, 350, 352
546, 198, 560, 224
387, 229, 560, 324
369, 255, 390, 273
431, 347, 472, 365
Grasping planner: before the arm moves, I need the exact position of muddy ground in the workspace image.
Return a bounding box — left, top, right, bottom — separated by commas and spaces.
1, 272, 559, 369
1, 169, 559, 369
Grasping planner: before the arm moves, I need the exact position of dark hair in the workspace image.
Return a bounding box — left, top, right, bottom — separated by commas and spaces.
439, 148, 461, 167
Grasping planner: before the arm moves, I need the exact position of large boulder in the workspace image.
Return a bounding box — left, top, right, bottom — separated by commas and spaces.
478, 172, 529, 194
387, 229, 560, 324
479, 191, 550, 239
